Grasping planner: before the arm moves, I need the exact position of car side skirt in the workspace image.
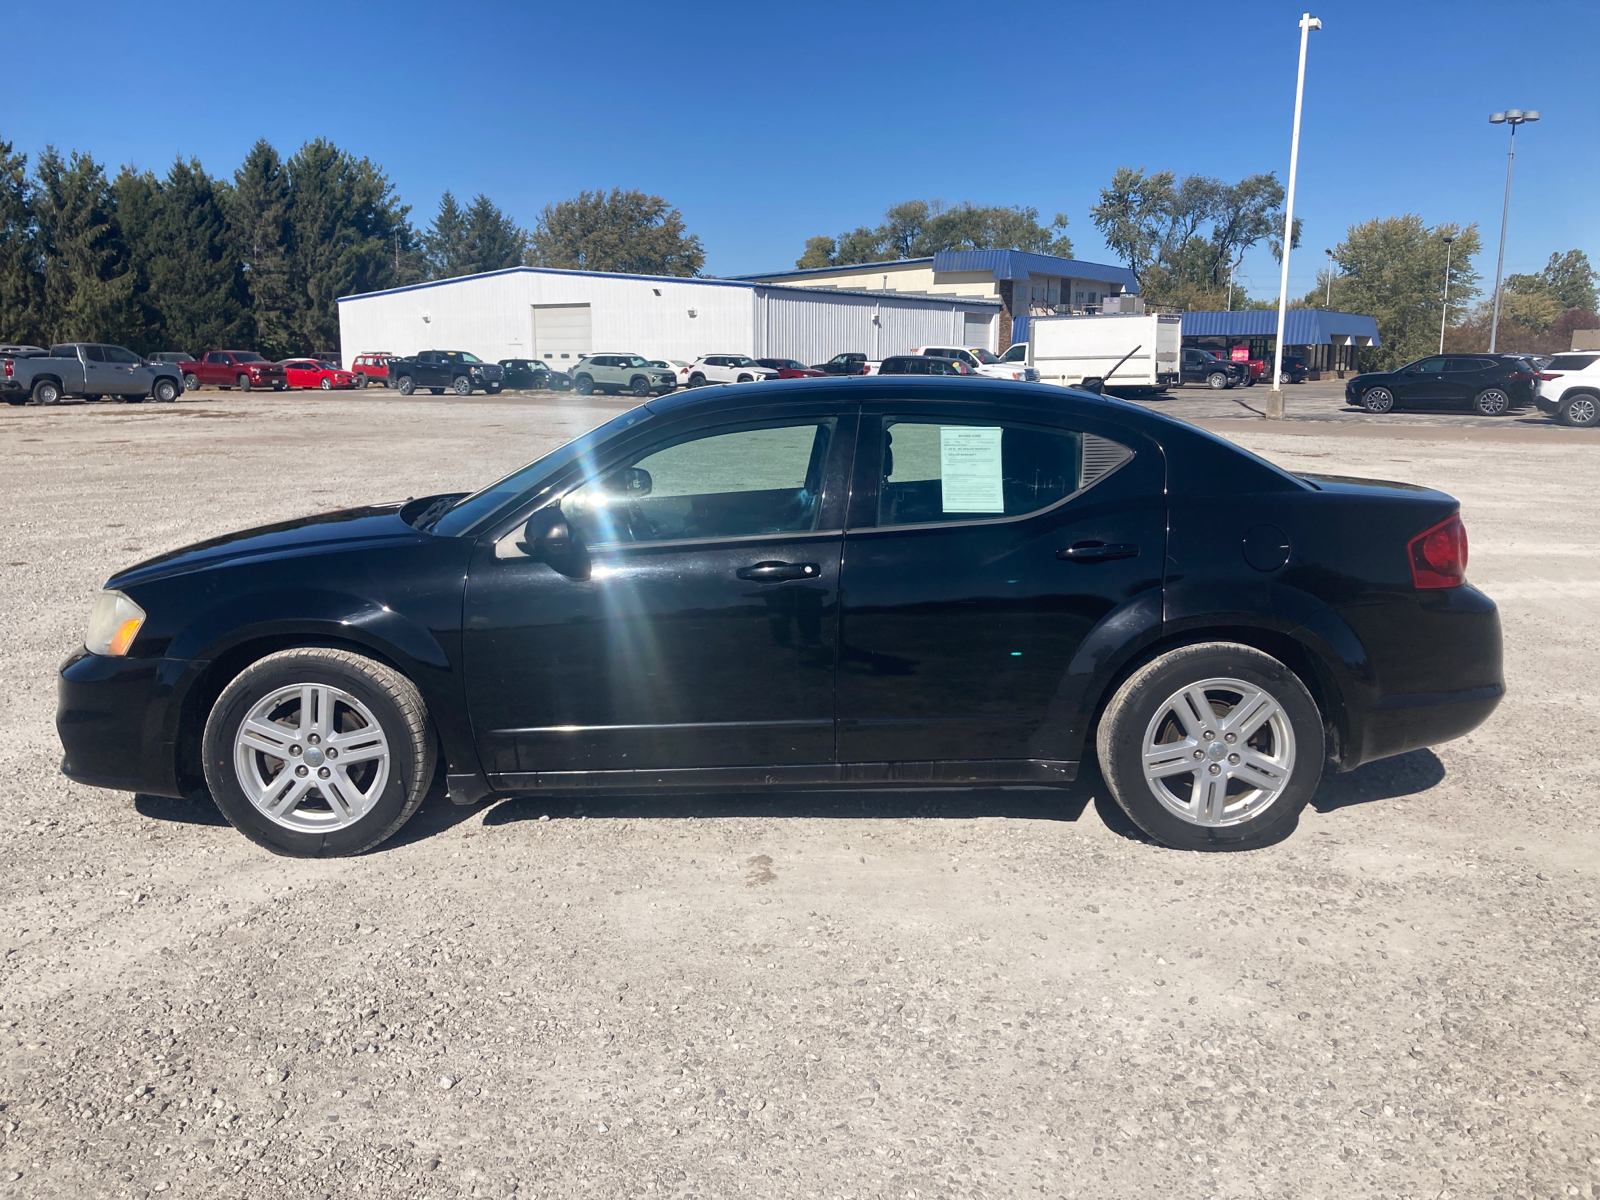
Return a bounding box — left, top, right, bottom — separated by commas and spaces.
472, 758, 1078, 802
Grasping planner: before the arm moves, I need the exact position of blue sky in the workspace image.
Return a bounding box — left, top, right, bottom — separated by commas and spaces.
9, 0, 1597, 303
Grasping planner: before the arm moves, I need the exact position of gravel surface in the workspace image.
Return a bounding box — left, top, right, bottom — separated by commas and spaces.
1, 392, 1596, 1200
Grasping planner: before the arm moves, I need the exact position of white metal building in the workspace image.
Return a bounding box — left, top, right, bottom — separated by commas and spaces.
335, 267, 1002, 370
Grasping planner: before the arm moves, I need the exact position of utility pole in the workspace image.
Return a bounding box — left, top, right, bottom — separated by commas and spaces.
1323, 249, 1333, 307
1438, 234, 1457, 355
1268, 13, 1321, 419
1487, 109, 1539, 353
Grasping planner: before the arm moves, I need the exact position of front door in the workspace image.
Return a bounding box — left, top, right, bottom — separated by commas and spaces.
835, 402, 1166, 765
1393, 356, 1449, 405
462, 407, 856, 781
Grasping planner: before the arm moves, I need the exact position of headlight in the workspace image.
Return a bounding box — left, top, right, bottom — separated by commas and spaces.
85, 590, 146, 656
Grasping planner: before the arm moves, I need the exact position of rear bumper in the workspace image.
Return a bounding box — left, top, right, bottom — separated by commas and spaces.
57, 649, 202, 798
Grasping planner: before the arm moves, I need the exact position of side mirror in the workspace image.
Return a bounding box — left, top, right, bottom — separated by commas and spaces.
601, 466, 652, 497
520, 505, 572, 556
1081, 376, 1106, 395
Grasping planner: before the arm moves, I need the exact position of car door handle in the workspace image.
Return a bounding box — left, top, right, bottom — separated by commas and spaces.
1057, 541, 1139, 563
736, 561, 820, 582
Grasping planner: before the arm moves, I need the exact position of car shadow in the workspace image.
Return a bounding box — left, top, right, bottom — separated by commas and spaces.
1310, 748, 1445, 812
134, 791, 231, 827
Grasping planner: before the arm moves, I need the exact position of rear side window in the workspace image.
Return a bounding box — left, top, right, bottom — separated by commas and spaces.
876, 418, 1132, 527
1549, 354, 1599, 371
83, 345, 108, 362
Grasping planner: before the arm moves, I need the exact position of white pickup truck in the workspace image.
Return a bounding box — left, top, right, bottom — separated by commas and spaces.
908, 346, 1039, 382
1, 343, 184, 406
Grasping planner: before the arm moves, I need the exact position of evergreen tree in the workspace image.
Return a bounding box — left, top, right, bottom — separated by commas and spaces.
109, 166, 165, 351
144, 159, 248, 352
232, 140, 298, 357
425, 190, 470, 279
32, 148, 137, 344
463, 193, 527, 275
0, 140, 44, 345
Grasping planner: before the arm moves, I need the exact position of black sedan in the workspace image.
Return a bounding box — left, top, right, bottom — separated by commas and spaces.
1346, 354, 1539, 416
57, 379, 1503, 857
498, 358, 572, 391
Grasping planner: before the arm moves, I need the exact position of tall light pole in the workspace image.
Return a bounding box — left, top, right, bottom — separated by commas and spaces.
1438, 234, 1457, 355
1268, 13, 1321, 420
1323, 248, 1333, 307
1487, 108, 1539, 352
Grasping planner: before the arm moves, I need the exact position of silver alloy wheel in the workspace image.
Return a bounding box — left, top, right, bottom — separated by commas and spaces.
232, 683, 391, 832
1139, 676, 1297, 827
1565, 395, 1599, 426
1363, 387, 1394, 413
1475, 388, 1509, 415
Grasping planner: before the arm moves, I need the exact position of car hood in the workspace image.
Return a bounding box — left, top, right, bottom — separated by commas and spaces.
108, 503, 424, 588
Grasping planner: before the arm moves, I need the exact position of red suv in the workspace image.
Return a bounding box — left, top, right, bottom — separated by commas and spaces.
183, 351, 287, 392
351, 352, 394, 388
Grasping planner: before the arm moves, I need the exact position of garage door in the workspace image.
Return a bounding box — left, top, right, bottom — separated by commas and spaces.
532, 304, 591, 364
963, 312, 993, 349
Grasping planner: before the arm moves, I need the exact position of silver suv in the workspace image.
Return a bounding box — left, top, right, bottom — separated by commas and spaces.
572, 353, 677, 397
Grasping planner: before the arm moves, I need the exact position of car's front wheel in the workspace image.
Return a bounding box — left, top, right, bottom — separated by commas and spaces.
1361, 386, 1395, 414
1473, 387, 1510, 416
237, 373, 252, 392
153, 378, 179, 402
1559, 392, 1599, 428
395, 375, 415, 396
1206, 371, 1229, 389
320, 377, 333, 390
453, 376, 473, 396
182, 373, 199, 391
630, 375, 651, 398
1095, 642, 1323, 852
202, 648, 436, 858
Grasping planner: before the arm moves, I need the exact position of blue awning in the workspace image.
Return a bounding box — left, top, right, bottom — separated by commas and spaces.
1179, 309, 1381, 347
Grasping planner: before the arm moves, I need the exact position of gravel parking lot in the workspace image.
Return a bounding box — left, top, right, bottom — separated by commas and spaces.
2, 389, 1597, 1200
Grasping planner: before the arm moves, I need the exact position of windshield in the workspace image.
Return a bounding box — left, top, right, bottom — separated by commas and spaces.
428, 407, 653, 536
1001, 345, 1026, 362
446, 352, 483, 364
235, 353, 267, 363
623, 356, 650, 367
969, 348, 1000, 364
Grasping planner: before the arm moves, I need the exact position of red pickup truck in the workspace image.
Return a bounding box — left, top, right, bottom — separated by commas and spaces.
182, 351, 287, 392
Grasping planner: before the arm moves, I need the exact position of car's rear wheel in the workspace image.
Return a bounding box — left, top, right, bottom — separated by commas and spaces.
1206, 371, 1229, 389
630, 375, 651, 397
1095, 642, 1323, 852
1361, 386, 1395, 414
202, 648, 436, 858
30, 379, 61, 406
153, 378, 179, 403
575, 373, 594, 396
453, 376, 473, 396
1560, 392, 1599, 428
1473, 387, 1510, 416
688, 372, 707, 387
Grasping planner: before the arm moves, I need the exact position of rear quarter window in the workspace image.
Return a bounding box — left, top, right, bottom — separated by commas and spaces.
1549, 354, 1599, 371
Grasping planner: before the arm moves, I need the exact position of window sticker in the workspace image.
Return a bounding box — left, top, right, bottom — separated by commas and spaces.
940, 426, 1004, 513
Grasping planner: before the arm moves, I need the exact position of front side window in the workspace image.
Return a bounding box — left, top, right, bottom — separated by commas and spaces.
103, 345, 141, 364
876, 418, 1131, 528
1410, 357, 1446, 373
623, 356, 649, 368
563, 419, 837, 547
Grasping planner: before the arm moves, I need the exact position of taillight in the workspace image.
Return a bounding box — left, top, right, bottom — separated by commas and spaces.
2, 359, 12, 378
1408, 514, 1468, 589
1507, 371, 1533, 381
1539, 372, 1559, 381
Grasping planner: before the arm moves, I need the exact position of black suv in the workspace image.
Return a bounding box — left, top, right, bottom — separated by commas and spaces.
877, 355, 976, 376
498, 359, 572, 391
1180, 348, 1247, 389
1346, 354, 1539, 417
812, 352, 868, 376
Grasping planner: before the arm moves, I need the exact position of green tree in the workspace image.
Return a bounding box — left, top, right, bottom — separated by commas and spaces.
1088, 167, 1175, 286
796, 199, 1072, 268
284, 139, 412, 351
462, 193, 527, 275
424, 190, 470, 278
1314, 216, 1481, 370
32, 147, 137, 344
0, 141, 45, 345
232, 140, 299, 357
795, 235, 837, 269
1506, 249, 1596, 315
527, 189, 703, 276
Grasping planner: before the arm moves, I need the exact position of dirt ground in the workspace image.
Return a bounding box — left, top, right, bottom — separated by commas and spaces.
1, 389, 1596, 1200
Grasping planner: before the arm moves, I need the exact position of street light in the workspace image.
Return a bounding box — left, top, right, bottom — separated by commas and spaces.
1268, 13, 1321, 419
1438, 234, 1457, 355
1487, 108, 1539, 352
1323, 248, 1333, 307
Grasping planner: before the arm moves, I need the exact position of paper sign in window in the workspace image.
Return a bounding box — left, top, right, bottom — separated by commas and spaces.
940, 426, 1004, 513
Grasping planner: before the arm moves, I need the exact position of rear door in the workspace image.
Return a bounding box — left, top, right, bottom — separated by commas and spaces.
80, 345, 122, 394
835, 399, 1165, 766
462, 403, 857, 778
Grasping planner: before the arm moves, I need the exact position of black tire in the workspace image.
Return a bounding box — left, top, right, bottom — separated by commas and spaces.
1095, 642, 1324, 852
575, 373, 594, 396
1473, 387, 1510, 416
395, 375, 415, 396
688, 372, 707, 388
1361, 386, 1395, 414
452, 375, 473, 396
1559, 392, 1600, 428
736, 373, 753, 383
355, 374, 367, 388
182, 372, 199, 391
201, 648, 436, 858
1242, 374, 1255, 387
630, 375, 651, 398
320, 377, 333, 390
1206, 371, 1229, 390
30, 379, 61, 406
237, 373, 252, 393
153, 378, 180, 403
273, 382, 285, 392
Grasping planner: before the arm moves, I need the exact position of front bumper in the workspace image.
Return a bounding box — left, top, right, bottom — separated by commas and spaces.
57, 649, 202, 797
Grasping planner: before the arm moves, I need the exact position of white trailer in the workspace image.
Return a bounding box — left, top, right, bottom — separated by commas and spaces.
1025, 313, 1182, 393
